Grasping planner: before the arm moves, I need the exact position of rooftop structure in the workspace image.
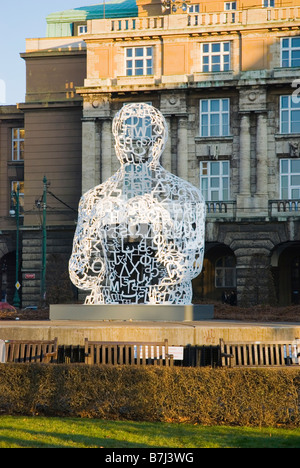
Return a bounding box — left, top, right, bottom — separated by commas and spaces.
46, 0, 138, 37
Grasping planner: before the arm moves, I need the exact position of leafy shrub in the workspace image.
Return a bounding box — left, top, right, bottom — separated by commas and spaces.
0, 364, 299, 427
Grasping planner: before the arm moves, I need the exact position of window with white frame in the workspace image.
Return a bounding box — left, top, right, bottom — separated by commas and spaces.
224, 2, 236, 21
188, 4, 200, 13
78, 25, 88, 35
126, 47, 153, 76
281, 37, 300, 68
200, 98, 230, 137
280, 95, 300, 134
224, 2, 236, 10
280, 159, 300, 199
201, 42, 231, 72
263, 0, 275, 7
12, 128, 24, 161
200, 160, 230, 201
215, 256, 236, 288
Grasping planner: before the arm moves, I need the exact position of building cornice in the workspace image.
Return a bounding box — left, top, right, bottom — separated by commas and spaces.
17, 101, 83, 111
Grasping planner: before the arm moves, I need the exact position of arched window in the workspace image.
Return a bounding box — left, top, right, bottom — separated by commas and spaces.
215, 256, 236, 288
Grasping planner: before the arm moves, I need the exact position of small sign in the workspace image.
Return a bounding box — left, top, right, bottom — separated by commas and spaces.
15, 282, 21, 290
25, 273, 35, 280
134, 345, 184, 361
169, 346, 184, 361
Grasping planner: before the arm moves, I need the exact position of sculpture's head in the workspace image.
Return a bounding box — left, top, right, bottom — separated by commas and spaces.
112, 103, 168, 165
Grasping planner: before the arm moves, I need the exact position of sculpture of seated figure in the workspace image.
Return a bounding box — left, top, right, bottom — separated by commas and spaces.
69, 103, 206, 305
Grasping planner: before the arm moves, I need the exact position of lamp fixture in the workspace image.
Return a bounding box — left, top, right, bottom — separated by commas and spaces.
161, 0, 190, 13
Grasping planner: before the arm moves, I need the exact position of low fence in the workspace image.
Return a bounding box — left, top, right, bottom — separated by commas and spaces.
57, 344, 221, 367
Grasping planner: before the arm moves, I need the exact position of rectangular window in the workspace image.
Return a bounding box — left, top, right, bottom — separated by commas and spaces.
10, 181, 24, 217
200, 98, 230, 137
263, 0, 275, 6
12, 128, 25, 161
202, 42, 231, 72
126, 47, 153, 76
281, 37, 300, 68
280, 95, 300, 134
78, 25, 88, 35
200, 160, 230, 201
224, 1, 236, 21
224, 2, 236, 10
280, 159, 300, 199
189, 4, 200, 12
215, 256, 236, 288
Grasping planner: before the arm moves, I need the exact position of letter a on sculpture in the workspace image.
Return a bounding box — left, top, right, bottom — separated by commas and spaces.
69, 103, 206, 305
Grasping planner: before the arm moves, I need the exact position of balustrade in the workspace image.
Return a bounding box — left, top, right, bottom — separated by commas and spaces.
205, 201, 236, 219
105, 7, 300, 34
269, 199, 300, 217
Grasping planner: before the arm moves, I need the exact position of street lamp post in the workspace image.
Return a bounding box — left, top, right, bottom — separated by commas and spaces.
11, 183, 21, 308
41, 176, 47, 304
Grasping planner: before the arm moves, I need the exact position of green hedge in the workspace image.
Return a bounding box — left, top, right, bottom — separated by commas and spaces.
0, 364, 300, 427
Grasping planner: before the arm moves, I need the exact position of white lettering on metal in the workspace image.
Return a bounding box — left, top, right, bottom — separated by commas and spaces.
69, 103, 206, 305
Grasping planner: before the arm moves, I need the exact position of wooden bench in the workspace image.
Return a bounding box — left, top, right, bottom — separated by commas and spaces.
220, 338, 300, 367
4, 338, 58, 364
84, 339, 174, 366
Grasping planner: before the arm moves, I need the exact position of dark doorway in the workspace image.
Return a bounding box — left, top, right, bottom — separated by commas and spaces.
0, 252, 16, 305
291, 256, 300, 304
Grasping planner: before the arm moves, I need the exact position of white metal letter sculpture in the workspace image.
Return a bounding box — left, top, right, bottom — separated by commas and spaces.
69, 103, 206, 305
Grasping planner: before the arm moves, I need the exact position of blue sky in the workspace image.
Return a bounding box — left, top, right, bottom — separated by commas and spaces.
1, 1, 98, 105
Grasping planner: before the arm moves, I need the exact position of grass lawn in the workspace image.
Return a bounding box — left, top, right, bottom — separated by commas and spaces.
0, 416, 300, 448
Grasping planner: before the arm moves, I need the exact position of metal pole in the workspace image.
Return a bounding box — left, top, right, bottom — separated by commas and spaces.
41, 176, 47, 303
13, 183, 21, 308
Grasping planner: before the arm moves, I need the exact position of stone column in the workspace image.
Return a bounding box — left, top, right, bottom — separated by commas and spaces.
239, 113, 251, 196
82, 118, 101, 194
177, 116, 188, 181
101, 118, 112, 183
161, 116, 172, 172
256, 112, 268, 196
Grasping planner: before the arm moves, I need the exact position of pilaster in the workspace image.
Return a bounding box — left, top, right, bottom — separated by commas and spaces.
82, 118, 101, 194
101, 118, 113, 183
161, 116, 172, 172
255, 112, 269, 214
177, 115, 188, 181
236, 112, 252, 215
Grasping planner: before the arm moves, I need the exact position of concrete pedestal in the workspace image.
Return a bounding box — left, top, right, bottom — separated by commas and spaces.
49, 304, 214, 322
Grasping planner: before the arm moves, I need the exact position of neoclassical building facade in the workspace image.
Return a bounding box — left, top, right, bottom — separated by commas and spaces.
2, 0, 300, 307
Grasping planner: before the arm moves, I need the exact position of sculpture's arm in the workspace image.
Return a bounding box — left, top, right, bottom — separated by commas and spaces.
155, 200, 205, 284
69, 195, 105, 291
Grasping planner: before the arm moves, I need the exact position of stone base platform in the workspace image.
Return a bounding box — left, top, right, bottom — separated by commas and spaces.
49, 304, 214, 322
0, 318, 300, 347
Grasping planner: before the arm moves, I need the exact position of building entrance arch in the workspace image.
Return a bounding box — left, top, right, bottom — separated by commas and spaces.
271, 242, 300, 305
